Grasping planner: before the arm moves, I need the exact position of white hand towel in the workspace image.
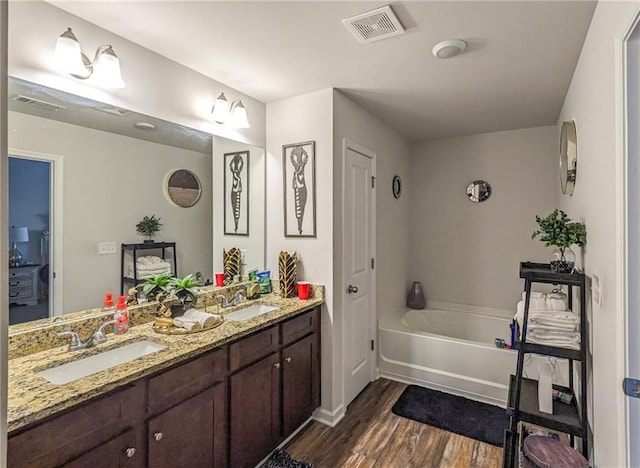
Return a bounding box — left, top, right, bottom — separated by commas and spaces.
547, 292, 568, 311
521, 292, 548, 310
183, 309, 222, 328
173, 317, 202, 331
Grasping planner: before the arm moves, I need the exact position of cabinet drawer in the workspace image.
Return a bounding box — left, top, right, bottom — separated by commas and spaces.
282, 309, 318, 345
8, 383, 144, 467
64, 428, 143, 468
230, 326, 280, 372
9, 270, 33, 279
9, 286, 33, 300
148, 347, 227, 416
9, 277, 32, 288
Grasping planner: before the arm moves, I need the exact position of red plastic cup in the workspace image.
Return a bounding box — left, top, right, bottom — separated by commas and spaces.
297, 281, 310, 300
215, 272, 225, 287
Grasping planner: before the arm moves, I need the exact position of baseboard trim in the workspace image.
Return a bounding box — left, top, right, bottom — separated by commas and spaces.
312, 404, 345, 427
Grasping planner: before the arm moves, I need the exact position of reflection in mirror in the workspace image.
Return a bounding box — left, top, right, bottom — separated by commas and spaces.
560, 120, 577, 196
466, 180, 491, 203
7, 77, 266, 329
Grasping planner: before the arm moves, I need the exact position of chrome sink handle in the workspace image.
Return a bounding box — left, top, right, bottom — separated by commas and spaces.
92, 320, 116, 345
57, 331, 83, 351
233, 290, 246, 305
216, 294, 232, 308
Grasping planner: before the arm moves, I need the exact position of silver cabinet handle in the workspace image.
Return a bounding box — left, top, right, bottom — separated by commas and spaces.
347, 285, 359, 294
274, 362, 281, 368
154, 432, 163, 442
125, 447, 136, 458
285, 357, 292, 363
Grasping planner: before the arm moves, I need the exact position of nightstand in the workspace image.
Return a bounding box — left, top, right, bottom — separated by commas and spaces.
9, 264, 40, 306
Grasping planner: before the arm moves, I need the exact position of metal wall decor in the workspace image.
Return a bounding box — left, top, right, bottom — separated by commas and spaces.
278, 250, 298, 298
166, 169, 202, 207
224, 151, 249, 236
283, 141, 316, 237
392, 175, 402, 199
466, 180, 491, 203
223, 247, 242, 284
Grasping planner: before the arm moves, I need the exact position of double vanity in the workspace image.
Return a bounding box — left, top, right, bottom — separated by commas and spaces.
7, 284, 323, 467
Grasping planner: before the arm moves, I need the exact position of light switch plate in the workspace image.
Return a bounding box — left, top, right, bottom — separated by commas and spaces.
98, 241, 117, 255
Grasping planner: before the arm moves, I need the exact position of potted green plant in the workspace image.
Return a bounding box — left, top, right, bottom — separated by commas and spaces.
136, 215, 162, 243
532, 209, 586, 273
136, 271, 174, 301
168, 274, 202, 311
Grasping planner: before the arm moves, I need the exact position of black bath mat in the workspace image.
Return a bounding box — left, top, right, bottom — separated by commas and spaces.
391, 385, 509, 446
262, 449, 313, 468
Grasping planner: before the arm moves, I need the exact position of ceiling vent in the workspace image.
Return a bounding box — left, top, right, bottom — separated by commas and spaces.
92, 105, 131, 117
343, 5, 405, 43
11, 95, 66, 112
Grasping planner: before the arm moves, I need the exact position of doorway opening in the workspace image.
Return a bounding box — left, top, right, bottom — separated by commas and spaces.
8, 155, 52, 324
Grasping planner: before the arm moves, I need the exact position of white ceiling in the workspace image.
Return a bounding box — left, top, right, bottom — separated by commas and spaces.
48, 1, 597, 142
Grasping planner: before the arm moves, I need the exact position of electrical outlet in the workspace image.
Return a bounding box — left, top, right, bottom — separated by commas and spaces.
98, 241, 117, 255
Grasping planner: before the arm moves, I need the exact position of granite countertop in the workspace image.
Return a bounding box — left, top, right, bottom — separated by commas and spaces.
8, 293, 324, 433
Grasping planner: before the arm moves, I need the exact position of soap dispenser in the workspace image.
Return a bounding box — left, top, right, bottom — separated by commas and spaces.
114, 295, 130, 334
101, 292, 116, 313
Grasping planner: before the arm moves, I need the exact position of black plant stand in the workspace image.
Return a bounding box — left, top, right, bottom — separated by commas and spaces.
120, 242, 177, 294
503, 262, 588, 467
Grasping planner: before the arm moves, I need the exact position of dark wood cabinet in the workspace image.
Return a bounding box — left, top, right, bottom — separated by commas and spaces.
65, 428, 143, 468
230, 352, 281, 468
148, 386, 215, 468
8, 306, 320, 468
282, 333, 320, 436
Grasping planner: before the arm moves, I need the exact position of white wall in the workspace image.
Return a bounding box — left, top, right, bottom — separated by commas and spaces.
8, 1, 266, 148
212, 136, 265, 274
9, 111, 213, 313
557, 2, 639, 466
266, 89, 337, 416
409, 126, 558, 312
332, 90, 411, 322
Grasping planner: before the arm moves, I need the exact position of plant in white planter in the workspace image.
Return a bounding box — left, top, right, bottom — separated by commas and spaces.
532, 209, 586, 273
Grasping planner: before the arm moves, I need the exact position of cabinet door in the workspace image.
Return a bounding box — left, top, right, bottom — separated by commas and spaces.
64, 428, 143, 468
282, 333, 320, 436
230, 353, 281, 468
148, 386, 215, 468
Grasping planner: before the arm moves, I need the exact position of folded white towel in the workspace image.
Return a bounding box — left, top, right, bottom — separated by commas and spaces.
173, 317, 202, 331
137, 256, 165, 265
137, 261, 172, 272
183, 309, 222, 328
138, 268, 172, 280
514, 301, 551, 328
529, 312, 579, 331
527, 330, 580, 350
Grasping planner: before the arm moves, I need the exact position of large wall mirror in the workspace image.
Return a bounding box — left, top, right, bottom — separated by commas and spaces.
559, 120, 577, 196
7, 77, 266, 328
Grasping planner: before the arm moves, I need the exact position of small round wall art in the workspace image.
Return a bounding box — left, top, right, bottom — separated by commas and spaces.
166, 169, 202, 208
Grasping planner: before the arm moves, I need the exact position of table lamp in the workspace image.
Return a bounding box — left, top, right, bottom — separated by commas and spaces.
9, 226, 29, 267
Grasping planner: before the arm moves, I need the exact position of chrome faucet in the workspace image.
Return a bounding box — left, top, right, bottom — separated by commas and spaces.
215, 294, 232, 308
216, 289, 247, 309
57, 319, 116, 351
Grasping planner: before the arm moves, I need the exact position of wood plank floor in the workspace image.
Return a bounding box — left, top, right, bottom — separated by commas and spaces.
284, 379, 504, 468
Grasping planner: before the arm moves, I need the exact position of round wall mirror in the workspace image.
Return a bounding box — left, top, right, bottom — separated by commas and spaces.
466, 180, 491, 203
560, 120, 577, 196
166, 169, 202, 207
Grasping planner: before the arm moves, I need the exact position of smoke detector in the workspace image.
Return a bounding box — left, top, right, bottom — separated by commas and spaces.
432, 40, 467, 59
343, 5, 405, 43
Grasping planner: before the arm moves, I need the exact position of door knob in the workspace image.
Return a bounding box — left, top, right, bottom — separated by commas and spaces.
347, 285, 359, 294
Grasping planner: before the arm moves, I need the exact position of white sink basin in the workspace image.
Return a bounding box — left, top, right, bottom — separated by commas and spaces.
224, 304, 278, 322
38, 340, 166, 385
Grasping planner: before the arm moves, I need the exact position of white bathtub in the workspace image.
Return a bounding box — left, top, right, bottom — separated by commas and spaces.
378, 303, 567, 407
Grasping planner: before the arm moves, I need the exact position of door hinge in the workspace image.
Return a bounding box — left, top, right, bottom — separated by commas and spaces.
371, 339, 375, 351
371, 176, 376, 188
371, 258, 375, 269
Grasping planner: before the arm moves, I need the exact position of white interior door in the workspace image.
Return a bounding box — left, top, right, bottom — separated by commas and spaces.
626, 23, 640, 467
343, 140, 375, 406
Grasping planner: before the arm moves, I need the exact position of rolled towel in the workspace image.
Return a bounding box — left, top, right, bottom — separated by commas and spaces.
183, 309, 222, 328
137, 256, 165, 265
547, 292, 568, 311
173, 317, 202, 331
521, 291, 548, 310
137, 261, 172, 272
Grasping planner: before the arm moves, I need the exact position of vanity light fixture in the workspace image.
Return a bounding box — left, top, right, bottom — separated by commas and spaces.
211, 93, 250, 128
54, 27, 125, 89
